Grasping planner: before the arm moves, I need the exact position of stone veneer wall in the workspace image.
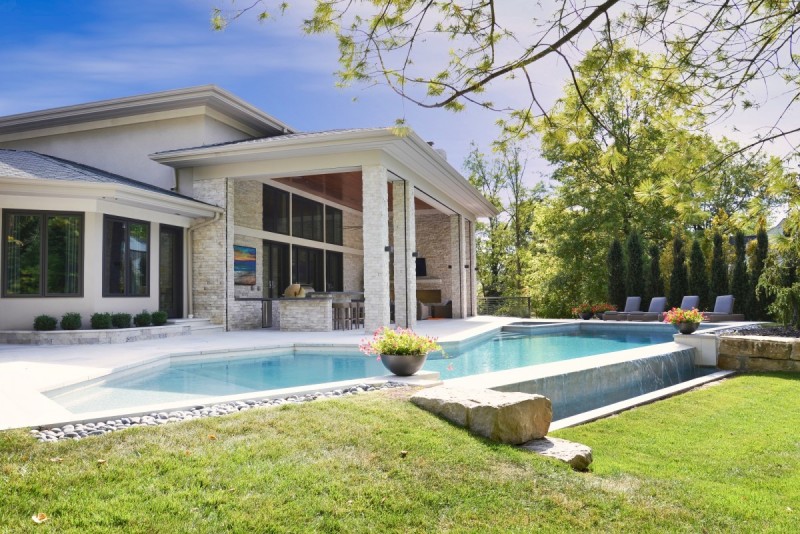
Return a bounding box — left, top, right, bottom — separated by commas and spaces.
718, 336, 800, 372
191, 178, 228, 327
343, 210, 364, 291
416, 212, 455, 304
229, 180, 263, 330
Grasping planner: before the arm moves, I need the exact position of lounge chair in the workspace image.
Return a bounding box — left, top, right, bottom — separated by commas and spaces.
678, 295, 700, 310
704, 295, 745, 322
626, 297, 667, 322
430, 300, 453, 319
417, 301, 431, 320
602, 296, 642, 321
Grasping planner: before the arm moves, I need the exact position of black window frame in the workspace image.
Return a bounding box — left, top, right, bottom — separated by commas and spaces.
102, 215, 150, 298
325, 206, 343, 245
1, 209, 84, 298
263, 184, 290, 235
291, 195, 324, 242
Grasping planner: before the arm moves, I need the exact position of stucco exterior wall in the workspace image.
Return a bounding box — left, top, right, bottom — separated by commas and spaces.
0, 195, 194, 330
0, 115, 251, 190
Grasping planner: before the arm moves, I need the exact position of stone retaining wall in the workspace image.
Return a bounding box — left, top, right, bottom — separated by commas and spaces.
0, 324, 191, 345
718, 336, 800, 372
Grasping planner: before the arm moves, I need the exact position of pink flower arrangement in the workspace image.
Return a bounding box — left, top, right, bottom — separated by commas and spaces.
662, 307, 706, 325
591, 303, 617, 314
359, 327, 441, 357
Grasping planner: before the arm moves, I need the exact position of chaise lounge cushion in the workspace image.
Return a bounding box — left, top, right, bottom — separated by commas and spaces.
704, 295, 745, 322
626, 297, 667, 322
602, 296, 642, 321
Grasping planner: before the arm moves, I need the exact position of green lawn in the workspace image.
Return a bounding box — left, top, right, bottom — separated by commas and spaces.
1, 373, 798, 533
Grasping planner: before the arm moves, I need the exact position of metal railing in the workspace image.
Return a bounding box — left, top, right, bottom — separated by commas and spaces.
477, 296, 532, 318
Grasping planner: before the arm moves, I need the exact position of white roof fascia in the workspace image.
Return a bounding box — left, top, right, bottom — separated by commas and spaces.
151, 128, 500, 218
0, 85, 294, 139
0, 177, 222, 219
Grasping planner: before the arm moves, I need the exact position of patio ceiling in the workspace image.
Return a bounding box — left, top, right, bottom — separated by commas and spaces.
274, 171, 435, 212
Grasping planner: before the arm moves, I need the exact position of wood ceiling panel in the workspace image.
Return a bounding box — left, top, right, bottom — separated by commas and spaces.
274, 172, 435, 212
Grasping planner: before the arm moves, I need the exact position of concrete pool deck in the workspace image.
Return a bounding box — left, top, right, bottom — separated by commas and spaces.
0, 316, 520, 430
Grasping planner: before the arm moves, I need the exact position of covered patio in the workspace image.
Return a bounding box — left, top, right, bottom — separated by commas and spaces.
152, 128, 498, 333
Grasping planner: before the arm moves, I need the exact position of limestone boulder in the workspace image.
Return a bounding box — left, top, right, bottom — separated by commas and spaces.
521, 436, 593, 471
411, 386, 552, 444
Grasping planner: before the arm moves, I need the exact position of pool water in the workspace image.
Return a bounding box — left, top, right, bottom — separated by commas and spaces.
48, 329, 674, 414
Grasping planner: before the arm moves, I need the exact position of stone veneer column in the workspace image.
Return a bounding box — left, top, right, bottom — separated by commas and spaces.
362, 165, 391, 332
191, 178, 228, 328
469, 220, 478, 317
450, 214, 465, 318
392, 181, 416, 328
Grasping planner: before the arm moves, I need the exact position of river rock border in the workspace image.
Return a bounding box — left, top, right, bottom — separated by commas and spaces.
31, 382, 408, 443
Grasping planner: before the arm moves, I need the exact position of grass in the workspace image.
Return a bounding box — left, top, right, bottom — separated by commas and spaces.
1, 374, 799, 532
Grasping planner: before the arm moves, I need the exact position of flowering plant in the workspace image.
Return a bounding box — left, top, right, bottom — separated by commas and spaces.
571, 303, 594, 316
592, 303, 617, 314
662, 307, 706, 325
359, 327, 441, 357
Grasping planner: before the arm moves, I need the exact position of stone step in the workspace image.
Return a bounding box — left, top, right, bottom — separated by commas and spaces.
189, 324, 225, 335
167, 318, 223, 334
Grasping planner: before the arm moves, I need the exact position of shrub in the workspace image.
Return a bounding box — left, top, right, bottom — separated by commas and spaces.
151, 311, 168, 326
607, 238, 626, 310
60, 312, 82, 330
33, 314, 57, 331
111, 313, 132, 329
689, 240, 710, 310
90, 312, 112, 329
710, 232, 729, 302
133, 310, 152, 327
668, 236, 689, 309
730, 231, 749, 316
625, 231, 644, 299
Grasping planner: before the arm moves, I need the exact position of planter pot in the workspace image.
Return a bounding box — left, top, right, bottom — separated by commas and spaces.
380, 353, 428, 376
675, 322, 699, 335
579, 312, 594, 320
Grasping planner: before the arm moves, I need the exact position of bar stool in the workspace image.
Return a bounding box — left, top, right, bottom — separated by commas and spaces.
350, 300, 364, 328
332, 302, 351, 330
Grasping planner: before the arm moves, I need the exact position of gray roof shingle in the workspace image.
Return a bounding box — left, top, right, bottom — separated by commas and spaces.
0, 149, 193, 200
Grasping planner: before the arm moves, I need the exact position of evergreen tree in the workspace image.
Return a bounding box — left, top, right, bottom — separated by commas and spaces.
689, 239, 711, 310
710, 232, 729, 303
668, 236, 689, 308
730, 231, 749, 315
625, 231, 645, 298
646, 244, 665, 300
607, 238, 626, 309
750, 224, 770, 320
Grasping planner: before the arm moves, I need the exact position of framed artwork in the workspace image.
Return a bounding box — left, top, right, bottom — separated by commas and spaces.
233, 245, 257, 285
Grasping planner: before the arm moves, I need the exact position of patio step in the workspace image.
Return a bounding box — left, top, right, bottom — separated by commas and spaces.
168, 318, 225, 335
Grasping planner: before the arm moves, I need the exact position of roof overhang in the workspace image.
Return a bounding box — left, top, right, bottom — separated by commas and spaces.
0, 177, 222, 219
0, 85, 294, 139
151, 128, 500, 218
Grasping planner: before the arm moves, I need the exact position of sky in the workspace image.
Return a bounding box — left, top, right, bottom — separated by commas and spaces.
0, 0, 525, 175
1, 0, 796, 187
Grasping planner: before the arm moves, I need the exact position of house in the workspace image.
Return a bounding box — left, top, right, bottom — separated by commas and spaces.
0, 86, 498, 333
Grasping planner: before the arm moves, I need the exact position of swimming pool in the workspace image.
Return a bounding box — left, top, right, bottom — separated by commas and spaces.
47, 323, 680, 414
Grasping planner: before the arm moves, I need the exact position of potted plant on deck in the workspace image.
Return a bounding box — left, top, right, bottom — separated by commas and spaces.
571, 303, 594, 320
663, 307, 707, 335
360, 327, 441, 376
591, 303, 617, 321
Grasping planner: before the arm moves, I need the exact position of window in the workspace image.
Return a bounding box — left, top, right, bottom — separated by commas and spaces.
326, 251, 343, 291
103, 216, 149, 297
2, 211, 83, 297
292, 245, 324, 292
326, 206, 343, 245
263, 184, 289, 235
292, 196, 323, 242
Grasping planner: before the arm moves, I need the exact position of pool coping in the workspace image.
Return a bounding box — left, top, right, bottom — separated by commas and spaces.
0, 318, 751, 431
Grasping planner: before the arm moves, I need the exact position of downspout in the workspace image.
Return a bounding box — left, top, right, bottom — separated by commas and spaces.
186, 211, 222, 317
